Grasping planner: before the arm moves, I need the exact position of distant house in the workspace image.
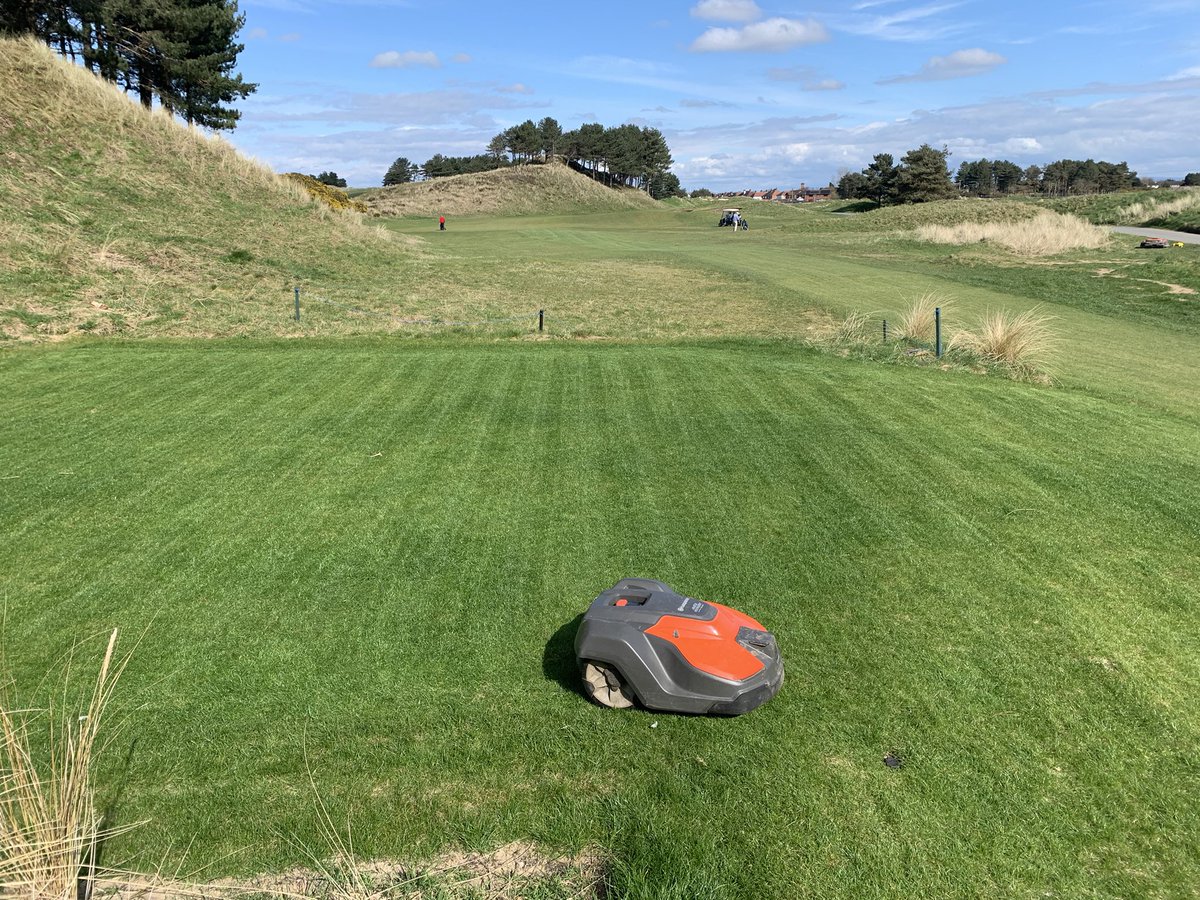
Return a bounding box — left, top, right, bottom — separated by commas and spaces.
714, 183, 834, 203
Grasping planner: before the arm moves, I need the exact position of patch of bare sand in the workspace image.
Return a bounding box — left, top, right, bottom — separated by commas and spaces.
1134, 278, 1196, 296
92, 842, 605, 899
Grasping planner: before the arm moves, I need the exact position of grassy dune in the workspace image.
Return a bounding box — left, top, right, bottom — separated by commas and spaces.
0, 37, 406, 342
358, 163, 660, 218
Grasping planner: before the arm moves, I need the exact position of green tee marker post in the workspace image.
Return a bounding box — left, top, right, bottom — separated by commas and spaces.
294, 287, 300, 322
935, 307, 942, 358
883, 319, 888, 343
538, 309, 544, 332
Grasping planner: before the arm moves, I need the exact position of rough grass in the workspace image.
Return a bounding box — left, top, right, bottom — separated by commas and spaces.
915, 210, 1111, 255
1112, 188, 1200, 225
0, 37, 400, 342
358, 164, 660, 218
827, 198, 1041, 231
894, 292, 950, 342
948, 307, 1058, 371
1037, 187, 1200, 231
0, 630, 132, 900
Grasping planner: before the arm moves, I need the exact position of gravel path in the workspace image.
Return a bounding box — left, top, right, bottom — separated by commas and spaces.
1110, 226, 1200, 245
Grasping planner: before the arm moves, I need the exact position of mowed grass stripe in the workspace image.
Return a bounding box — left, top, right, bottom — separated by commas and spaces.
1, 342, 1197, 898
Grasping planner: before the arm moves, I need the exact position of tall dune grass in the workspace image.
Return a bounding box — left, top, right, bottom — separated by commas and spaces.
895, 293, 951, 343
0, 629, 134, 899
916, 211, 1110, 256
1113, 188, 1200, 225
948, 307, 1057, 370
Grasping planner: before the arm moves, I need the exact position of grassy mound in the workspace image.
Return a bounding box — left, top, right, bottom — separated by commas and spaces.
0, 37, 400, 341
360, 163, 661, 218
1033, 188, 1200, 233
824, 197, 1042, 230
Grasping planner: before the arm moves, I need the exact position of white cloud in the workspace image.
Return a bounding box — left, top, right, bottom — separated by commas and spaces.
498, 83, 534, 94
691, 17, 830, 52
242, 88, 538, 127
690, 0, 762, 22
1002, 137, 1043, 154
834, 2, 968, 42
452, 53, 472, 64
879, 48, 1005, 83
278, 33, 302, 43
245, 27, 268, 39
659, 83, 1200, 191
369, 50, 441, 69
767, 66, 846, 91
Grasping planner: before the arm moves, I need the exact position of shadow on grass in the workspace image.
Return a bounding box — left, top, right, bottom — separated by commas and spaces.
543, 614, 584, 695
83, 736, 139, 899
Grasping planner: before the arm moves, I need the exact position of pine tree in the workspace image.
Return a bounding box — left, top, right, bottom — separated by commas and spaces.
895, 144, 955, 203
639, 127, 673, 192
383, 157, 417, 186
863, 153, 898, 207
486, 133, 507, 163
537, 117, 562, 161
0, 2, 50, 37
10, 0, 256, 130
165, 0, 256, 130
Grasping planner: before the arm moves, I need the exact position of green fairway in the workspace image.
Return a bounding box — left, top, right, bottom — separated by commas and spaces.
3, 339, 1198, 898
378, 203, 1200, 423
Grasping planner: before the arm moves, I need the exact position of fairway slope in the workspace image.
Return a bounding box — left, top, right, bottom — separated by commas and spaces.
0, 37, 406, 342
359, 163, 660, 218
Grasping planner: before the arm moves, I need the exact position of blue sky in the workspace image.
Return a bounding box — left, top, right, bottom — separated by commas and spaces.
230, 0, 1200, 190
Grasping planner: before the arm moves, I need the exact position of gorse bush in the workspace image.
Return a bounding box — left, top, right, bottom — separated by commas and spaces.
916, 211, 1109, 255
283, 173, 369, 213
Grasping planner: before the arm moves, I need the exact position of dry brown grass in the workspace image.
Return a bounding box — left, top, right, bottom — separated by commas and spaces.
915, 210, 1110, 256
947, 307, 1058, 370
895, 293, 951, 343
831, 310, 871, 343
1, 629, 134, 899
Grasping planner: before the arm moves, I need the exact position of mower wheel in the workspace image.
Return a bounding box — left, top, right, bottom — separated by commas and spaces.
582, 661, 636, 709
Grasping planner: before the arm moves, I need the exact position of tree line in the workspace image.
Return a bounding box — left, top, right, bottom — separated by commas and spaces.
1, 0, 256, 130
955, 158, 1139, 197
837, 146, 1145, 206
383, 118, 685, 199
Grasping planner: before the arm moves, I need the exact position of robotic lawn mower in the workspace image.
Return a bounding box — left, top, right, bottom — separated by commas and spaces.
574, 578, 784, 716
